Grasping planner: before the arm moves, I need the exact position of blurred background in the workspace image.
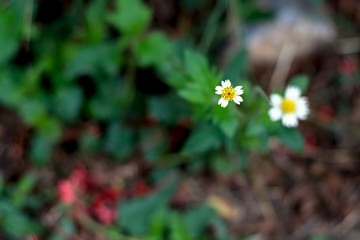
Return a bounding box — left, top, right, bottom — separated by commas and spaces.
0, 0, 359, 239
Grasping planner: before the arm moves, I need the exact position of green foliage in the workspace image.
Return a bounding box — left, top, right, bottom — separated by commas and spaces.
118, 185, 173, 235
182, 122, 221, 154
0, 175, 46, 239
108, 0, 152, 38
104, 123, 135, 160
0, 0, 313, 238
289, 75, 309, 93
275, 124, 305, 152
135, 32, 173, 67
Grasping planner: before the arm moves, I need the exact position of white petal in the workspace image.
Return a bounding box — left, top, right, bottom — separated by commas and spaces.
218, 97, 225, 106
270, 94, 282, 107
268, 107, 282, 121
221, 81, 226, 88
215, 90, 222, 95
233, 96, 243, 104
215, 86, 223, 91
221, 100, 229, 108
285, 86, 301, 100
224, 80, 231, 88
282, 114, 298, 128
296, 97, 310, 120
235, 86, 244, 95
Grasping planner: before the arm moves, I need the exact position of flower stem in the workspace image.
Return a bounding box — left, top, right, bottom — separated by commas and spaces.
254, 86, 271, 107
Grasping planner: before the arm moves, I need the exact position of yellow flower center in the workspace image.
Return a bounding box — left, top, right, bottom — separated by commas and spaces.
221, 87, 236, 101
281, 99, 296, 113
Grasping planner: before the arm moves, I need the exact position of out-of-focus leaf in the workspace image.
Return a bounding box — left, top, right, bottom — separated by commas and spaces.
177, 50, 221, 105
30, 133, 55, 165
105, 227, 124, 240
37, 116, 62, 142
239, 1, 275, 22
183, 205, 215, 237
311, 234, 328, 240
149, 207, 168, 238
12, 174, 36, 207
289, 75, 309, 93
0, 71, 19, 106
85, 0, 107, 42
211, 218, 228, 240
79, 133, 101, 152
18, 99, 47, 126
118, 186, 173, 235
55, 86, 83, 122
0, 12, 20, 65
65, 43, 120, 78
224, 49, 248, 80
178, 0, 208, 9
108, 0, 151, 37
276, 125, 304, 152
212, 105, 239, 138
182, 123, 221, 154
0, 201, 43, 238
135, 32, 173, 67
178, 86, 208, 104
87, 79, 124, 121
148, 94, 189, 124
60, 218, 75, 234
170, 213, 192, 240
104, 123, 134, 160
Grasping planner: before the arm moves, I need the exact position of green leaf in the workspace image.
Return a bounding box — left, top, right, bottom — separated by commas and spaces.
108, 0, 152, 37
170, 213, 192, 240
211, 218, 228, 240
118, 187, 173, 235
11, 174, 36, 207
176, 50, 221, 106
55, 86, 83, 122
289, 75, 309, 93
183, 205, 215, 237
212, 105, 239, 138
85, 0, 107, 42
0, 12, 20, 66
148, 94, 189, 124
37, 116, 62, 142
224, 49, 248, 80
87, 79, 124, 121
30, 133, 55, 165
185, 50, 209, 84
149, 207, 168, 238
65, 43, 120, 78
0, 201, 43, 238
178, 86, 207, 104
182, 123, 221, 154
135, 31, 173, 67
18, 98, 47, 126
311, 234, 328, 240
104, 123, 134, 160
60, 218, 76, 234
276, 126, 304, 152
79, 133, 101, 152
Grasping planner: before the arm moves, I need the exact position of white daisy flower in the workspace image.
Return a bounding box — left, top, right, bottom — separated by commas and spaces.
268, 85, 310, 128
215, 79, 244, 108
